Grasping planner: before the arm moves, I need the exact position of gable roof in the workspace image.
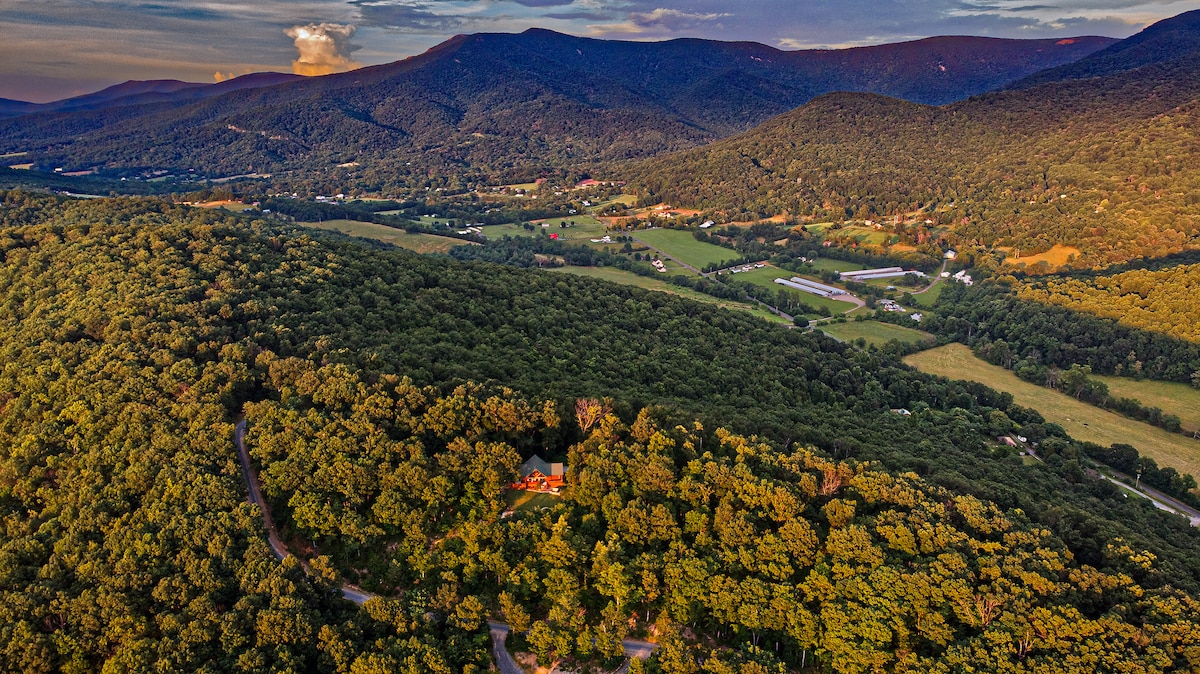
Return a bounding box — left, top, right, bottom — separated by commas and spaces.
520, 455, 565, 479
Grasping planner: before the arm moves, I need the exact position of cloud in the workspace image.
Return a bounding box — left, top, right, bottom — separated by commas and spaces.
628, 8, 732, 26
286, 23, 362, 76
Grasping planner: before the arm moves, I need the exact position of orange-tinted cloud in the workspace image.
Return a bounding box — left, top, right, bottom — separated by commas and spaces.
286, 23, 361, 76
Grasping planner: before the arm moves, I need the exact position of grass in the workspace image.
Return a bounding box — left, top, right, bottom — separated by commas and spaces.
912, 281, 945, 307
549, 266, 790, 324
725, 265, 857, 314
1092, 375, 1200, 435
809, 258, 866, 273
634, 229, 742, 270
1002, 244, 1082, 270
505, 490, 560, 513
905, 343, 1200, 481
301, 220, 466, 254
828, 225, 891, 246
477, 217, 611, 243
820, 320, 934, 347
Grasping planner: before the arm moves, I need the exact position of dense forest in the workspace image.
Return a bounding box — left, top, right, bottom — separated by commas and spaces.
926, 281, 1200, 383
627, 13, 1200, 268
1018, 263, 1200, 344
3, 192, 1200, 671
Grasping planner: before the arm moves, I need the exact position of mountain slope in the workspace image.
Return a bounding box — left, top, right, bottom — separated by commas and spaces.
0, 74, 303, 120
0, 30, 1112, 182
626, 16, 1200, 268
1010, 9, 1200, 88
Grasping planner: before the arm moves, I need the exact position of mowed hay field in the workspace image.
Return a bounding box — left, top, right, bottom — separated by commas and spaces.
302, 220, 466, 254
1002, 244, 1082, 269
820, 320, 934, 347
1092, 374, 1200, 435
905, 343, 1200, 481
634, 229, 743, 269
549, 266, 790, 324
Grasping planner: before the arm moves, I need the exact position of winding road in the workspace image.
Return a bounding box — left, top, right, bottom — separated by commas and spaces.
234, 420, 659, 668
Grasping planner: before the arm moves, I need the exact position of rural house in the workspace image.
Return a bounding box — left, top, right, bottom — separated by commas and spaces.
511, 455, 566, 491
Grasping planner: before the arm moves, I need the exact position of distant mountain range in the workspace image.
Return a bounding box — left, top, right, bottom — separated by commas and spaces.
0, 30, 1113, 182
627, 10, 1200, 268
0, 73, 302, 120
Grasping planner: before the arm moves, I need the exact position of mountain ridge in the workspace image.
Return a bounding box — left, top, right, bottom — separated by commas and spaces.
0, 29, 1113, 183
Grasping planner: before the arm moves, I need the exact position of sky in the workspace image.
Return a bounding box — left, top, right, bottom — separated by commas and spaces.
3, 0, 1199, 102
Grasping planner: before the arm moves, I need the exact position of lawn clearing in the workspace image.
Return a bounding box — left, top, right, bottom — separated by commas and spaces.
302, 220, 466, 254
549, 266, 790, 324
905, 343, 1200, 481
634, 228, 742, 270
1092, 375, 1200, 435
505, 490, 560, 513
820, 320, 934, 347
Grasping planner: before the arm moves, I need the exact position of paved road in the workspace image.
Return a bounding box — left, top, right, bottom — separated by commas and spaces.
1102, 471, 1200, 527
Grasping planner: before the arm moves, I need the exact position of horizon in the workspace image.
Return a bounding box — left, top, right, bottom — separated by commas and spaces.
4, 1, 1200, 103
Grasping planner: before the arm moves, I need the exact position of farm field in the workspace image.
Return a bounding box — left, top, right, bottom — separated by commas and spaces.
913, 281, 945, 307
905, 343, 1200, 481
1092, 374, 1200, 434
810, 258, 866, 273
301, 220, 465, 254
827, 225, 891, 246
726, 265, 857, 314
549, 266, 790, 324
1002, 244, 1082, 270
820, 320, 934, 347
477, 217, 609, 242
634, 228, 742, 269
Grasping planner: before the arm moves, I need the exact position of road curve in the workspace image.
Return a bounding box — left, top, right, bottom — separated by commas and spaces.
235, 421, 659, 660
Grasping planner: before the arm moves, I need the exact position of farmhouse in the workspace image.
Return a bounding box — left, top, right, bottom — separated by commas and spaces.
511, 456, 566, 491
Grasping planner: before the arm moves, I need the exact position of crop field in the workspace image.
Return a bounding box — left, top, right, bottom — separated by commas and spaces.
634, 228, 742, 269
726, 266, 857, 314
302, 220, 466, 254
905, 343, 1200, 480
549, 266, 790, 324
1092, 374, 1200, 434
820, 320, 934, 347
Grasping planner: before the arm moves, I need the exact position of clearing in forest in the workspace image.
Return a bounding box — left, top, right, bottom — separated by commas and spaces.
634, 228, 743, 270
549, 266, 790, 324
302, 220, 466, 254
905, 343, 1200, 481
820, 320, 934, 347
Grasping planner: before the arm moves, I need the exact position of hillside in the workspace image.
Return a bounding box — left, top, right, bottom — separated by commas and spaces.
1010, 9, 1200, 88
0, 74, 302, 120
0, 30, 1111, 185
2, 191, 1200, 671
626, 14, 1200, 267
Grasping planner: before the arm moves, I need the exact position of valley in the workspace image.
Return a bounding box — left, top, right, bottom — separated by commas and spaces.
4, 8, 1200, 674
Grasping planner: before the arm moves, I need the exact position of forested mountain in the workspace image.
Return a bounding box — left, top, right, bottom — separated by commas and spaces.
1009, 9, 1200, 88
0, 31, 1110, 183
0, 74, 302, 120
626, 13, 1200, 267
3, 191, 1200, 671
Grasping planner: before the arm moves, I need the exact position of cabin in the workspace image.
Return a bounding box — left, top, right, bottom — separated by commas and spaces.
511, 456, 566, 491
